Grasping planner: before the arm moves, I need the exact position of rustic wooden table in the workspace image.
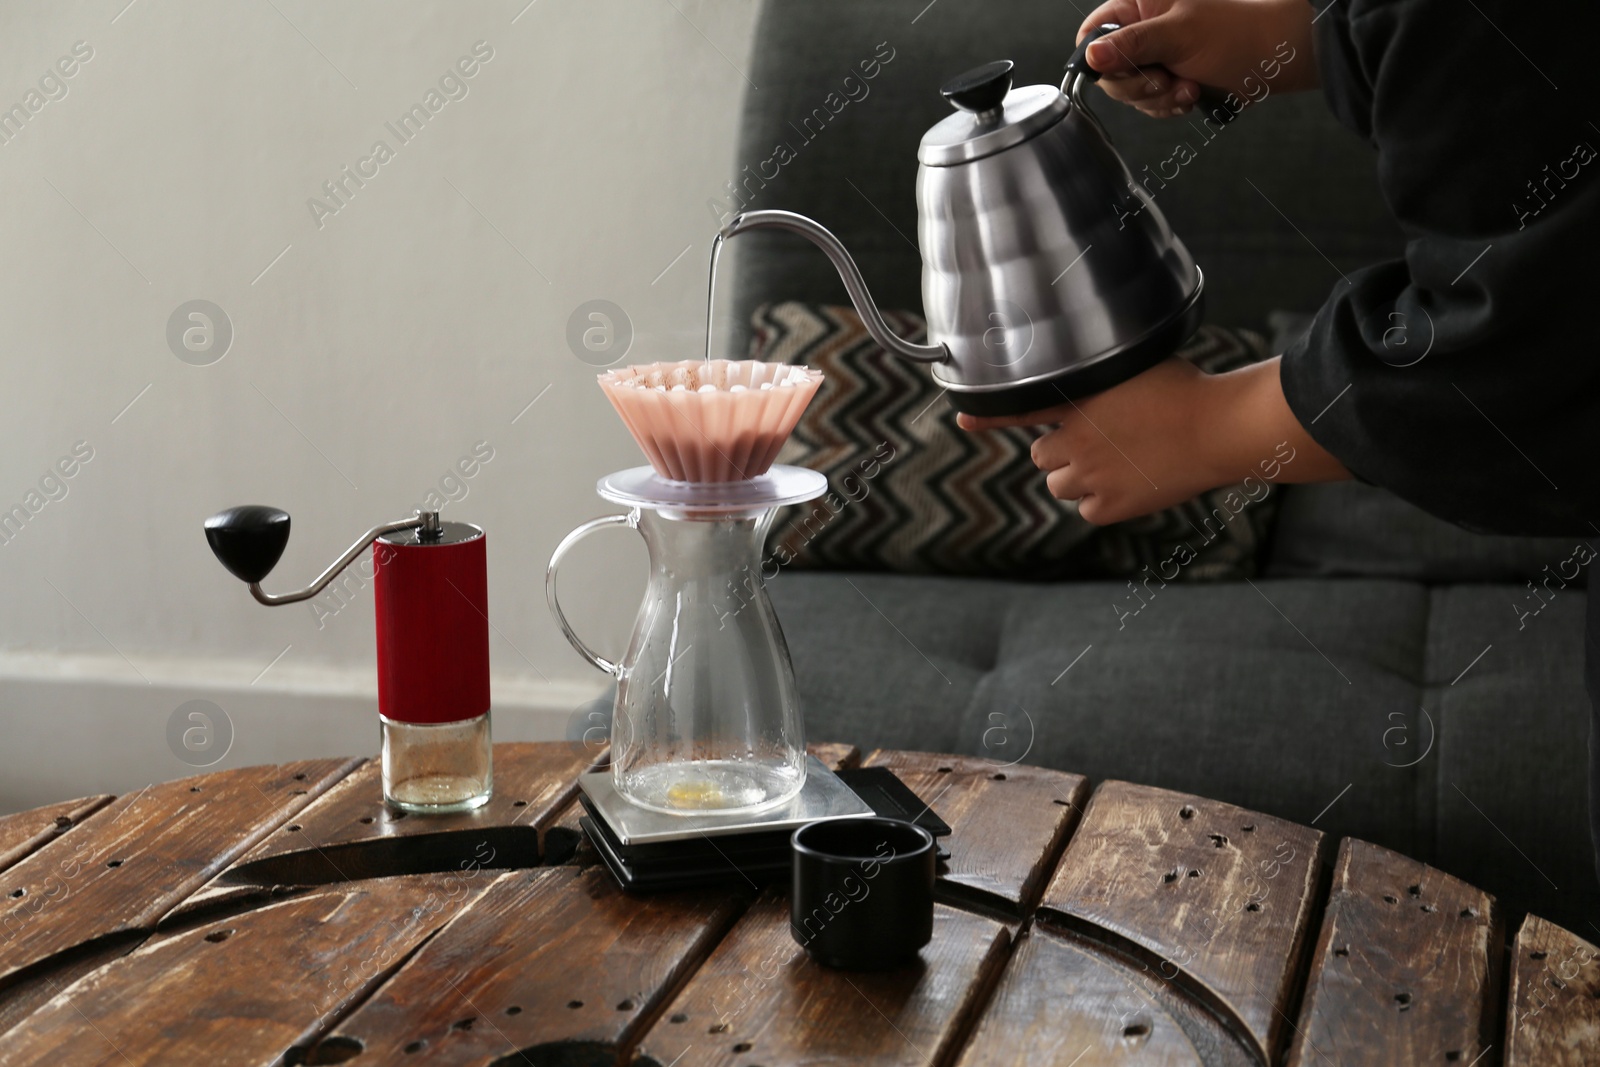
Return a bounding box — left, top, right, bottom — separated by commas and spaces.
0, 742, 1594, 1066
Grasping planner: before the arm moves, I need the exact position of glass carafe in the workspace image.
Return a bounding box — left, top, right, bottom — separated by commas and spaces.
547, 466, 826, 815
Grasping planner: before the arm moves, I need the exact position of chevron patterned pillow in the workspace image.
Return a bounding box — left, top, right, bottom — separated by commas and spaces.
752, 302, 1280, 581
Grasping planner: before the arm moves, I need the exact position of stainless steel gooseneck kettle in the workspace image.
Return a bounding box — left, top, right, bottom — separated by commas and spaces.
721, 25, 1205, 416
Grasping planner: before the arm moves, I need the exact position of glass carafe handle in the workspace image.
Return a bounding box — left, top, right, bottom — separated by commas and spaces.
545, 513, 635, 677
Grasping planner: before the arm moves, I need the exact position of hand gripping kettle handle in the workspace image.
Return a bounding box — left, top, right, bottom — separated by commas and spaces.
720, 209, 949, 365
1064, 23, 1238, 127
546, 513, 634, 677
1063, 23, 1117, 93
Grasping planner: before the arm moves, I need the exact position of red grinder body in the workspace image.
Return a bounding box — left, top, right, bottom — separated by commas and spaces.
373, 521, 490, 725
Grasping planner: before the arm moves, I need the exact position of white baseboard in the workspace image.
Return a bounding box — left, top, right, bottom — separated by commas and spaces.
0, 650, 608, 815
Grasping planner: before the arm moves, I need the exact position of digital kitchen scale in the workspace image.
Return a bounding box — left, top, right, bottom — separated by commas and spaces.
578, 755, 872, 846
577, 760, 951, 893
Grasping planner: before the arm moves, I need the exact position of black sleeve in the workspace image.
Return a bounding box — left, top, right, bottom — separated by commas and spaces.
1279, 0, 1600, 535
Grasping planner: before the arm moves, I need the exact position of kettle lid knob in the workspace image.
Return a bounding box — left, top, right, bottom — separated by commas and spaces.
940, 60, 1013, 116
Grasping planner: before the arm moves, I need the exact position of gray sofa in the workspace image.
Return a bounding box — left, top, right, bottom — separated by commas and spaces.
725, 1, 1596, 932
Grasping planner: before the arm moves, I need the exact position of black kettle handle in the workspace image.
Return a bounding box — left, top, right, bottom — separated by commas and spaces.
1064, 23, 1117, 86
1065, 22, 1240, 126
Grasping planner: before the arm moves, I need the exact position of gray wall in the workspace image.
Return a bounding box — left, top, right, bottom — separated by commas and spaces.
0, 0, 758, 809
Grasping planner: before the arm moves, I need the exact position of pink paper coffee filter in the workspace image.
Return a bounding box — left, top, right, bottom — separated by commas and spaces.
598, 360, 824, 483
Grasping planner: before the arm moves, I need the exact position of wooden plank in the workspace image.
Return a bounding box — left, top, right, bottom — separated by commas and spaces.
0, 795, 112, 874
539, 747, 610, 867
0, 758, 357, 991
271, 741, 595, 856
1286, 838, 1498, 1066
633, 889, 1010, 1067
1072, 930, 1258, 1067
952, 925, 1202, 1066
539, 799, 594, 868
863, 749, 1087, 916
1038, 780, 1325, 1063
1505, 914, 1600, 1066
1, 872, 490, 1065
810, 741, 863, 773
308, 865, 745, 1065
162, 743, 601, 918
0, 932, 147, 1042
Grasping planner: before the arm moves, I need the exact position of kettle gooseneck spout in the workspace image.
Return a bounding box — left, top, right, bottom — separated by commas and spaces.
720, 209, 949, 365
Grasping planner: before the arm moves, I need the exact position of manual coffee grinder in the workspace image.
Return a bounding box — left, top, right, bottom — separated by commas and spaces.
203, 505, 492, 812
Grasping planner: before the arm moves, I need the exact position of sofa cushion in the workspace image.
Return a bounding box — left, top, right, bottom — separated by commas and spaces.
767, 568, 1596, 931
1267, 481, 1589, 586
755, 301, 1280, 581
764, 570, 1012, 756
772, 569, 1430, 853
1427, 584, 1592, 931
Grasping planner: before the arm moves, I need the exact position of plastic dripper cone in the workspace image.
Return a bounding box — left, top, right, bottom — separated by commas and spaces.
598, 360, 824, 483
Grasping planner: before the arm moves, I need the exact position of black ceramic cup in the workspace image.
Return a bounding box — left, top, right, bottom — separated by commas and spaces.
790, 816, 935, 970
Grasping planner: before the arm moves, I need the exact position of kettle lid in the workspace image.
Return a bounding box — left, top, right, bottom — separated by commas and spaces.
919, 60, 1069, 167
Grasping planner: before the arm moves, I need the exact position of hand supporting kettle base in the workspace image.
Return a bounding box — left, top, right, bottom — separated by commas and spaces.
720, 25, 1206, 416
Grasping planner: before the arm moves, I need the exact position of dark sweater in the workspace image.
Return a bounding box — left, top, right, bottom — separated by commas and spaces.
1280, 0, 1599, 536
